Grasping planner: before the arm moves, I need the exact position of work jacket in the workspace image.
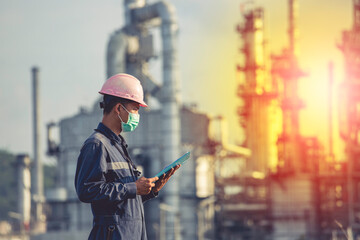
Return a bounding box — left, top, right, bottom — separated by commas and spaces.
75, 123, 157, 240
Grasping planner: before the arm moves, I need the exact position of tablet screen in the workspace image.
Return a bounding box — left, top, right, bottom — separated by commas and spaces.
154, 152, 190, 178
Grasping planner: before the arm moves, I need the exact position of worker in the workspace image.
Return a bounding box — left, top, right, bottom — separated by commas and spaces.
74, 73, 180, 240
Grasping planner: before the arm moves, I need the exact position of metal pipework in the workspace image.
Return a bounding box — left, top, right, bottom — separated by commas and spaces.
132, 1, 177, 24
289, 0, 299, 57
133, 3, 181, 239
124, 0, 146, 25
32, 66, 46, 233
328, 62, 334, 160
32, 67, 44, 200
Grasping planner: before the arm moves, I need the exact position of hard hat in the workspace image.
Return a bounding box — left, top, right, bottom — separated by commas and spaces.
99, 73, 148, 107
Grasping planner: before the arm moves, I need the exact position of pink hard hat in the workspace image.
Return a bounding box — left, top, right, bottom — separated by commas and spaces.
99, 73, 148, 107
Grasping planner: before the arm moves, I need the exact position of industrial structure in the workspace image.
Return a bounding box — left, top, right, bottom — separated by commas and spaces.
228, 0, 360, 240
16, 154, 31, 235
31, 67, 46, 234
338, 0, 360, 236
3, 1, 360, 240
30, 1, 219, 239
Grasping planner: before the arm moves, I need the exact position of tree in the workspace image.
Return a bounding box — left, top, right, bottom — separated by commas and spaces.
0, 149, 56, 221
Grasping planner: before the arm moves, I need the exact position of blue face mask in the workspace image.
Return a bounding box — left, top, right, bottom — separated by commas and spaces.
118, 104, 140, 132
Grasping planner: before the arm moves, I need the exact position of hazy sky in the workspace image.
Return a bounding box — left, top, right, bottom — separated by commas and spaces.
0, 0, 352, 162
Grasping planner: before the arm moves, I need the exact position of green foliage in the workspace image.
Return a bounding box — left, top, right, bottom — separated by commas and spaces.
0, 149, 17, 220
44, 164, 56, 189
0, 149, 57, 221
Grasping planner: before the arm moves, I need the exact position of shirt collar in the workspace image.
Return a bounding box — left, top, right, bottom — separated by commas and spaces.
118, 134, 128, 148
96, 122, 121, 144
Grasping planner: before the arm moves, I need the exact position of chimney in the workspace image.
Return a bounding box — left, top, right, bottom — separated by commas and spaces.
31, 66, 46, 233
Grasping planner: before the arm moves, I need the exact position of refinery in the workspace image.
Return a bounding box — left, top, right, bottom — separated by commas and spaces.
0, 0, 359, 239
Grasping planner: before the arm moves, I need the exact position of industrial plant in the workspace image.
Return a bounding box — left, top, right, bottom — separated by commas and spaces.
2, 0, 360, 239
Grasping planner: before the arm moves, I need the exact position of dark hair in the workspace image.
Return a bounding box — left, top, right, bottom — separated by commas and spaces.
100, 95, 133, 115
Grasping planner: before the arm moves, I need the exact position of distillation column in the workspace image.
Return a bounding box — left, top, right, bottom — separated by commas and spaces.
134, 3, 182, 239
269, 1, 321, 239
237, 8, 279, 172
272, 0, 305, 173
107, 1, 183, 239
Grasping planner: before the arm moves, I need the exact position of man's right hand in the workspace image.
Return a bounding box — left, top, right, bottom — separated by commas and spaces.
135, 176, 159, 195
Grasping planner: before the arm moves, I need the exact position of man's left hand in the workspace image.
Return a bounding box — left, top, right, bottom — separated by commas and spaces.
152, 165, 181, 193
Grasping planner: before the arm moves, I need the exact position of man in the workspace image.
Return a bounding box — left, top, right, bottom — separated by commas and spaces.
75, 73, 180, 240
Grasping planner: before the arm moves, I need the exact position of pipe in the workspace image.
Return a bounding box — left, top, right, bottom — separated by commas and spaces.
31, 66, 46, 233
353, 0, 360, 31
32, 67, 44, 201
214, 116, 251, 157
328, 62, 334, 159
288, 0, 298, 57
124, 0, 146, 25
133, 3, 181, 239
132, 1, 177, 23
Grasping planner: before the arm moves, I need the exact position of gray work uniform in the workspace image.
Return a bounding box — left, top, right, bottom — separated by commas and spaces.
75, 123, 157, 240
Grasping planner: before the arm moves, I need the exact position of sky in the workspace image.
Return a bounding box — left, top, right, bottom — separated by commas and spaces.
0, 0, 352, 163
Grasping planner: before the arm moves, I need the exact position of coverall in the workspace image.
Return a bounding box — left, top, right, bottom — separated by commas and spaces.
75, 123, 157, 240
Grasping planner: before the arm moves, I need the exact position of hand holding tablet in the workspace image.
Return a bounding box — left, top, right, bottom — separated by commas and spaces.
154, 152, 191, 178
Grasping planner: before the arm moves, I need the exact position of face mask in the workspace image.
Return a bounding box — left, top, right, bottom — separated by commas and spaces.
118, 104, 140, 132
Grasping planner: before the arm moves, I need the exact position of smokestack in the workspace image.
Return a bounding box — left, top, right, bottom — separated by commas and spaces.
289, 0, 299, 56
31, 66, 46, 233
32, 66, 43, 199
16, 154, 31, 233
328, 62, 334, 160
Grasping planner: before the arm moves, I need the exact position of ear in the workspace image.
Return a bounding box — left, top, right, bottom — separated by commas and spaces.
114, 103, 122, 114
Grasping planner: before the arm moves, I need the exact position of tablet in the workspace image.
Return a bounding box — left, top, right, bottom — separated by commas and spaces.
154, 152, 191, 178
